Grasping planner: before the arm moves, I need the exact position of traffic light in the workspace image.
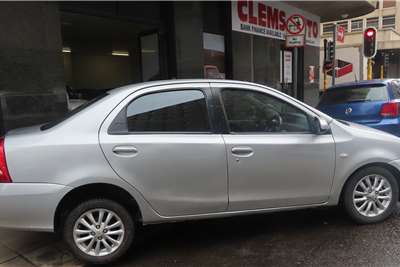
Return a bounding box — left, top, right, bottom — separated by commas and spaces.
363, 27, 377, 58
327, 41, 335, 63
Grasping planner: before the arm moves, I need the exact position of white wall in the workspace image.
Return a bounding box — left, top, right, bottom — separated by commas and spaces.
319, 45, 363, 89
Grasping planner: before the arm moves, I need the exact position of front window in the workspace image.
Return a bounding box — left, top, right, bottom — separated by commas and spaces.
323, 23, 334, 34
126, 90, 210, 132
351, 19, 363, 32
383, 0, 396, 8
383, 15, 396, 29
319, 85, 389, 105
221, 89, 311, 133
366, 17, 379, 28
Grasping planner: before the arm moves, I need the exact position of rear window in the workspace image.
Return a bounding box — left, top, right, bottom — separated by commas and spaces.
40, 93, 108, 130
319, 85, 388, 105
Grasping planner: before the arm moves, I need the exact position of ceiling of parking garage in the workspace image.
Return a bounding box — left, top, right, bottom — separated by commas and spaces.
61, 12, 155, 50
287, 1, 376, 22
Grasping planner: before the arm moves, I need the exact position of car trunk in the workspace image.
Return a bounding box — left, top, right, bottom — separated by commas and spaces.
318, 84, 388, 124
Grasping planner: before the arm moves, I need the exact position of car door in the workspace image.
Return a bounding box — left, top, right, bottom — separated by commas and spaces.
211, 83, 335, 211
99, 83, 228, 216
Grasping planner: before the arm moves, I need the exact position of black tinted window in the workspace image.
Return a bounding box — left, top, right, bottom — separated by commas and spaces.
126, 90, 210, 132
221, 89, 311, 133
319, 85, 388, 105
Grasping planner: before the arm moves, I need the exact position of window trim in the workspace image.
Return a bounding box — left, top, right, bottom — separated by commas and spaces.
217, 88, 315, 135
108, 88, 215, 135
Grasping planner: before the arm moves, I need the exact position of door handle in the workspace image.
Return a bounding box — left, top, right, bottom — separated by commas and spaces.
112, 145, 138, 157
231, 146, 254, 157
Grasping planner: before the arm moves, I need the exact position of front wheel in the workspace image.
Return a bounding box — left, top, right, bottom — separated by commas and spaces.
343, 166, 399, 224
63, 199, 134, 264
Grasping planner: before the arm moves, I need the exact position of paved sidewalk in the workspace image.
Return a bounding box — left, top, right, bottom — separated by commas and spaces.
0, 230, 82, 267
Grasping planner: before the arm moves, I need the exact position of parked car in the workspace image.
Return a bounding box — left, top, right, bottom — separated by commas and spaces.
317, 79, 400, 136
1, 80, 400, 264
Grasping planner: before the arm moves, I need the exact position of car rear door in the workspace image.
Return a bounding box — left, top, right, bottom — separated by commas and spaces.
99, 83, 228, 217
212, 83, 335, 211
318, 84, 389, 123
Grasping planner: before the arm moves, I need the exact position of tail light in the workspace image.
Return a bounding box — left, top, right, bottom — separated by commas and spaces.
0, 138, 11, 183
380, 102, 400, 118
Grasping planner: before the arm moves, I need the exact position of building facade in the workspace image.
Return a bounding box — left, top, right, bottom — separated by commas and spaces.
0, 1, 374, 134
320, 0, 399, 89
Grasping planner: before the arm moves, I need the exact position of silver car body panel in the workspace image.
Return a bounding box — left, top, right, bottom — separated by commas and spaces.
2, 79, 400, 231
99, 83, 229, 216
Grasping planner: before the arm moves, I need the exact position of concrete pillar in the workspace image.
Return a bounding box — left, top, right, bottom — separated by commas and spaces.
172, 2, 204, 78
0, 3, 67, 132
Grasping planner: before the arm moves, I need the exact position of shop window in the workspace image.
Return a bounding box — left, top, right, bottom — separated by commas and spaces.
383, 0, 396, 8
323, 23, 334, 34
383, 15, 396, 29
140, 33, 160, 82
203, 33, 225, 79
126, 90, 210, 132
366, 17, 379, 28
351, 19, 363, 32
221, 89, 311, 133
337, 21, 348, 32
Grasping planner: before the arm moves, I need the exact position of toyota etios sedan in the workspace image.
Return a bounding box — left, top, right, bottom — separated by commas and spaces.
1, 80, 400, 264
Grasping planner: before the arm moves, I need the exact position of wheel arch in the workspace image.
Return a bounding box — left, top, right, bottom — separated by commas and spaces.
54, 183, 142, 233
339, 162, 400, 204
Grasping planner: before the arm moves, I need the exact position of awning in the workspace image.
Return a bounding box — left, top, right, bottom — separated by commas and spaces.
285, 1, 376, 23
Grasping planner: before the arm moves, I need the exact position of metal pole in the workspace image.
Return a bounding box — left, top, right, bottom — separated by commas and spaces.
367, 58, 373, 80
332, 23, 337, 86
380, 64, 384, 79
323, 39, 328, 91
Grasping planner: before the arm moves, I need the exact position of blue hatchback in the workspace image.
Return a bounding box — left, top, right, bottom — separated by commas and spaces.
317, 79, 400, 136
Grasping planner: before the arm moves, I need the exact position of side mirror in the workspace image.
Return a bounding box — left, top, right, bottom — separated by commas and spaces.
312, 117, 330, 135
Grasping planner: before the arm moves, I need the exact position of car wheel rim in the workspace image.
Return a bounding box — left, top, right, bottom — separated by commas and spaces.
353, 174, 392, 217
73, 208, 125, 257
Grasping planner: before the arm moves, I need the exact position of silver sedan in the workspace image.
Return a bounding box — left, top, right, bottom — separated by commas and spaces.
1, 80, 400, 264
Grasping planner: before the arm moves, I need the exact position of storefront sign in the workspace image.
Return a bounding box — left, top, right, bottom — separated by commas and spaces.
286, 35, 304, 47
283, 51, 293, 83
232, 0, 320, 47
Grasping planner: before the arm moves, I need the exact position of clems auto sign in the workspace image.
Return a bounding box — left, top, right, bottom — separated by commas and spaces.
231, 0, 320, 47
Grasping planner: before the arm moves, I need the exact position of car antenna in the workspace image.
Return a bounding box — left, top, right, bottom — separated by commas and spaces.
354, 73, 358, 83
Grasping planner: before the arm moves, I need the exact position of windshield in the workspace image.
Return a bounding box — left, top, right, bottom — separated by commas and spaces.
319, 85, 388, 105
40, 93, 108, 130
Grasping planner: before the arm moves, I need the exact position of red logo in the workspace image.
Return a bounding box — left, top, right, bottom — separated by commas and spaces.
337, 25, 345, 43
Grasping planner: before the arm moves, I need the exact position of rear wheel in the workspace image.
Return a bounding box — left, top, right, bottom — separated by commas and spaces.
343, 166, 398, 224
63, 199, 134, 264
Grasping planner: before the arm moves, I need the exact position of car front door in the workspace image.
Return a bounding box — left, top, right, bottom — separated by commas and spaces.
212, 83, 335, 211
99, 83, 228, 217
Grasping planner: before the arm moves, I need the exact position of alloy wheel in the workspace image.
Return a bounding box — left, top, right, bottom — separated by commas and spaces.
73, 208, 125, 257
352, 174, 392, 217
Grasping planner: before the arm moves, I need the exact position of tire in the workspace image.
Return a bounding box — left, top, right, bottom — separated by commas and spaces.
63, 199, 135, 264
343, 166, 399, 224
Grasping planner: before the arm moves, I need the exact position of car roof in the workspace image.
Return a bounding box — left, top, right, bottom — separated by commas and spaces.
107, 79, 269, 95
327, 79, 395, 90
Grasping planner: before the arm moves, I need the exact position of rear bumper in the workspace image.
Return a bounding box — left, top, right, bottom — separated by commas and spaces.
364, 118, 400, 137
0, 183, 71, 232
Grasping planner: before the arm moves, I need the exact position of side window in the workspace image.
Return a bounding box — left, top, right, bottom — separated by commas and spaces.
126, 90, 210, 132
221, 89, 311, 133
391, 81, 400, 99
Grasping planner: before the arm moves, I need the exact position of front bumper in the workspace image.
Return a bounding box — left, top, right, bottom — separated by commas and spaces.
0, 183, 71, 232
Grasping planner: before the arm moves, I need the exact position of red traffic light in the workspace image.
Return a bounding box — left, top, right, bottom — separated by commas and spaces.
363, 27, 377, 58
365, 29, 375, 37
